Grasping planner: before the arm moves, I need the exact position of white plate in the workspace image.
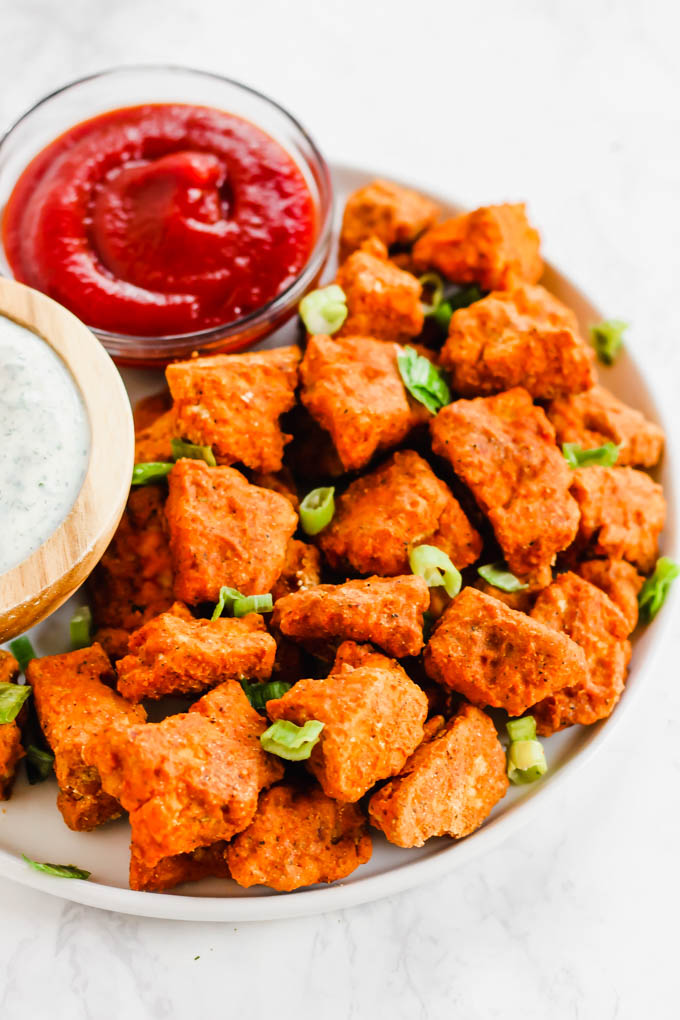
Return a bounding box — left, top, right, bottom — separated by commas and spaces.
0, 164, 677, 921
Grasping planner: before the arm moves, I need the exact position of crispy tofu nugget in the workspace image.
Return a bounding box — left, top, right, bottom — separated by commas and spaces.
431, 387, 579, 588
424, 587, 586, 715
116, 603, 276, 702
166, 347, 301, 473
0, 649, 19, 684
266, 642, 428, 801
134, 408, 176, 463
226, 783, 372, 891
339, 178, 439, 261
88, 681, 283, 867
548, 385, 664, 468
27, 644, 146, 831
271, 539, 322, 601
440, 284, 595, 399
576, 558, 644, 635
0, 651, 24, 801
336, 246, 424, 341
129, 840, 229, 893
319, 450, 481, 575
250, 467, 299, 510
133, 391, 172, 431
569, 466, 665, 573
368, 704, 508, 847
272, 575, 429, 658
300, 335, 431, 472
166, 459, 298, 603
530, 572, 631, 734
412, 203, 542, 291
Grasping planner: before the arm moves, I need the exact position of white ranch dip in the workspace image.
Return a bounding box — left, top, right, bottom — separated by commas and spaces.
0, 316, 90, 574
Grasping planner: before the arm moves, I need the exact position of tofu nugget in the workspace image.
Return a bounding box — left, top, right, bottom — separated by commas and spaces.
530, 572, 631, 733
134, 408, 175, 463
300, 334, 431, 472
116, 603, 276, 702
319, 450, 481, 576
576, 558, 644, 635
368, 704, 508, 847
569, 466, 665, 573
271, 539, 322, 601
412, 203, 542, 291
266, 642, 428, 801
0, 649, 19, 683
27, 644, 146, 831
129, 840, 229, 893
0, 650, 24, 801
166, 347, 300, 473
87, 681, 283, 867
336, 247, 424, 341
339, 178, 439, 261
166, 459, 298, 604
548, 385, 664, 468
272, 575, 429, 658
226, 783, 372, 891
431, 387, 579, 588
440, 284, 595, 399
424, 587, 586, 715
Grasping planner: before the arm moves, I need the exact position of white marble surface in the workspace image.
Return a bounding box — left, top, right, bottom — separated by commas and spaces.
1, 0, 680, 1016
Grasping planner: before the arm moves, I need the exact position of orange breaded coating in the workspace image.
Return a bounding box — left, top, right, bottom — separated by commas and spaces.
424, 587, 586, 716
166, 347, 301, 473
129, 840, 229, 892
300, 334, 431, 472
440, 284, 595, 399
0, 722, 24, 801
431, 387, 579, 588
368, 704, 508, 847
27, 644, 146, 831
87, 681, 283, 867
339, 179, 439, 261
271, 539, 322, 601
134, 408, 175, 463
226, 783, 372, 891
548, 385, 664, 468
530, 572, 631, 734
336, 247, 424, 342
576, 558, 644, 635
266, 642, 428, 801
250, 467, 299, 509
166, 459, 298, 604
569, 466, 665, 573
89, 485, 174, 643
412, 203, 542, 291
116, 603, 276, 702
0, 649, 19, 683
319, 450, 481, 576
272, 575, 430, 658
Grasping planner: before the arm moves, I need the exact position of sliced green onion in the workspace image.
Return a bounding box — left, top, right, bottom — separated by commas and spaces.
478, 562, 529, 593
299, 486, 335, 536
409, 545, 462, 598
171, 438, 217, 467
25, 745, 55, 784
240, 680, 292, 711
507, 739, 548, 784
638, 556, 680, 623
70, 606, 92, 650
233, 594, 274, 618
0, 683, 32, 724
22, 855, 90, 880
397, 346, 450, 415
562, 441, 620, 469
299, 285, 347, 335
418, 272, 445, 314
9, 635, 36, 674
506, 716, 537, 742
211, 586, 246, 621
448, 283, 484, 311
432, 300, 453, 333
131, 462, 173, 486
590, 319, 628, 365
260, 719, 324, 761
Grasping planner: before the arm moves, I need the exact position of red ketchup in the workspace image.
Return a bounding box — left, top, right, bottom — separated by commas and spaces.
3, 104, 316, 336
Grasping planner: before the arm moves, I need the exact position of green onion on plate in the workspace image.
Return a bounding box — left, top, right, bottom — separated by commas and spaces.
22, 854, 90, 880
70, 606, 92, 650
0, 683, 32, 724
9, 635, 35, 674
299, 486, 335, 536
590, 319, 628, 365
299, 285, 348, 335
562, 441, 620, 469
478, 562, 528, 593
260, 719, 324, 761
397, 345, 450, 415
638, 556, 680, 623
131, 462, 174, 486
506, 715, 547, 784
409, 545, 462, 598
171, 438, 217, 467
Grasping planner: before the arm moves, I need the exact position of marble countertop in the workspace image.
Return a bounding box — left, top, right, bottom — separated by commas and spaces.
1, 0, 679, 1016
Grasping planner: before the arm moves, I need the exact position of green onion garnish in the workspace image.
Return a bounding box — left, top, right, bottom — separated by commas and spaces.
409, 544, 462, 598
260, 719, 324, 761
448, 283, 484, 312
240, 679, 292, 711
9, 635, 35, 674
397, 346, 450, 415
299, 486, 335, 536
562, 441, 620, 469
419, 272, 445, 315
171, 438, 217, 467
478, 562, 529, 593
25, 745, 55, 784
22, 855, 90, 880
419, 276, 483, 332
506, 715, 547, 784
432, 300, 453, 333
70, 606, 92, 650
131, 462, 174, 486
233, 594, 274, 618
506, 716, 537, 742
0, 683, 32, 724
638, 556, 680, 623
211, 586, 243, 621
590, 319, 628, 365
299, 285, 348, 335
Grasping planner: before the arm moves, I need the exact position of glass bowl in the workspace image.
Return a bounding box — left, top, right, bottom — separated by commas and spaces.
0, 66, 334, 366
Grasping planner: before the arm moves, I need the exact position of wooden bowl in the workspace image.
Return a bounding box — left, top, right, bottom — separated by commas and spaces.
0, 278, 134, 641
